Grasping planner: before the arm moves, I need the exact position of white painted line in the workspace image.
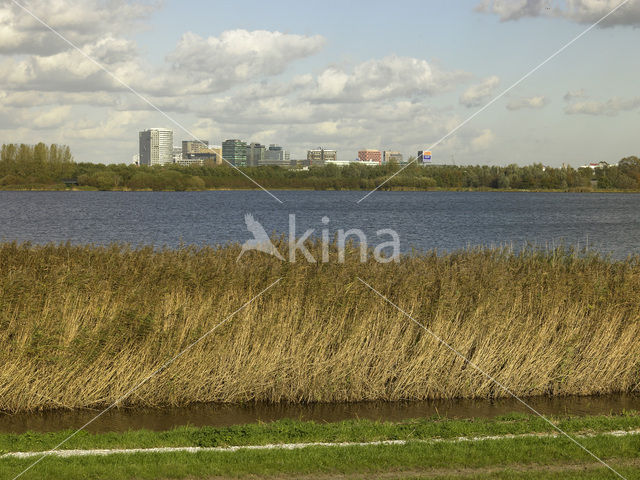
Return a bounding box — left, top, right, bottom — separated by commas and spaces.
3, 429, 639, 459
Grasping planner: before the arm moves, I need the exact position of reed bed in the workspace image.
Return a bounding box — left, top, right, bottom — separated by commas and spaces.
0, 241, 639, 413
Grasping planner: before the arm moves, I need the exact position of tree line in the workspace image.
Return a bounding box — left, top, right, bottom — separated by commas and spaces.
1, 143, 639, 191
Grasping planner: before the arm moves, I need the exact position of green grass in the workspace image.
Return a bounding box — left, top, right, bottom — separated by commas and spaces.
1, 434, 638, 479
1, 413, 640, 453
1, 415, 639, 479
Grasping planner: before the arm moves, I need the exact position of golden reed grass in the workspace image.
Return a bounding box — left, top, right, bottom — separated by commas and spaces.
0, 241, 639, 413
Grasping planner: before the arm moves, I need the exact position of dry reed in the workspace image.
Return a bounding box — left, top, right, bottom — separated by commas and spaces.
0, 241, 639, 413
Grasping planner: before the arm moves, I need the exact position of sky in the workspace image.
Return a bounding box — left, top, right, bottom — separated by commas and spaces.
0, 0, 639, 167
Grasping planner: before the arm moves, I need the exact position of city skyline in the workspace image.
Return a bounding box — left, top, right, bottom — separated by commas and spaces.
1, 1, 639, 167
137, 127, 409, 166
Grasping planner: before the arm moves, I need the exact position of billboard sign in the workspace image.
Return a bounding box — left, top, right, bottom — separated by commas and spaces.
418, 150, 432, 164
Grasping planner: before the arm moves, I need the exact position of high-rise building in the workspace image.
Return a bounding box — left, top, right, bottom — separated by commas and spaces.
263, 144, 290, 166
222, 139, 247, 166
307, 148, 337, 166
247, 142, 266, 167
358, 149, 382, 164
179, 140, 222, 166
383, 151, 403, 163
139, 128, 173, 166
178, 146, 222, 166
182, 140, 210, 158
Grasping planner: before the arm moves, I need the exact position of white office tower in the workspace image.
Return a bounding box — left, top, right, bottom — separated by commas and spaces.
139, 128, 174, 166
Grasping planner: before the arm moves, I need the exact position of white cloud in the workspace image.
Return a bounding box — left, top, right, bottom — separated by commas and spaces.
65, 109, 151, 140
476, 0, 640, 27
165, 30, 325, 93
0, 0, 157, 56
0, 90, 116, 107
0, 103, 71, 130
307, 55, 470, 103
563, 89, 640, 116
186, 55, 471, 129
565, 97, 640, 115
475, 0, 551, 21
564, 89, 588, 101
506, 95, 550, 110
0, 36, 141, 93
31, 105, 72, 129
563, 0, 640, 26
471, 129, 496, 150
459, 76, 500, 108
183, 78, 467, 162
0, 27, 325, 99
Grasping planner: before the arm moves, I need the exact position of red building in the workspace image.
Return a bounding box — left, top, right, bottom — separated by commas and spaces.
358, 149, 382, 164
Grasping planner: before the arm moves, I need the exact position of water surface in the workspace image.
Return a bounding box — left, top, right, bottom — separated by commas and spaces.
1, 191, 639, 257
1, 395, 638, 434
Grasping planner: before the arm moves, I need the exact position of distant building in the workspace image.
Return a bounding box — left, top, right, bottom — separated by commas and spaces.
247, 142, 266, 167
179, 140, 222, 166
139, 128, 173, 166
179, 146, 222, 166
263, 144, 291, 166
132, 154, 139, 165
580, 161, 609, 170
222, 139, 247, 166
358, 149, 382, 164
182, 140, 210, 157
291, 159, 311, 167
324, 159, 380, 167
325, 159, 353, 167
383, 151, 403, 163
307, 148, 337, 166
172, 146, 182, 164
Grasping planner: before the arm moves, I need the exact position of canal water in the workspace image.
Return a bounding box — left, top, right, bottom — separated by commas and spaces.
1, 395, 638, 434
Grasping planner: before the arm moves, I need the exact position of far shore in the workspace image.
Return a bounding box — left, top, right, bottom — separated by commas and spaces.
1, 185, 639, 193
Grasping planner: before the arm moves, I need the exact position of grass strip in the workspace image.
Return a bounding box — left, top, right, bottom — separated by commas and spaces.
1, 413, 639, 452
0, 433, 638, 479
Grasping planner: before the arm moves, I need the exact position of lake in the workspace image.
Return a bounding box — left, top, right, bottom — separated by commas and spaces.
0, 190, 639, 257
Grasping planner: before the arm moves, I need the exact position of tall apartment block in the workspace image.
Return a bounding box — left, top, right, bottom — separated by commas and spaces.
222, 139, 247, 166
358, 149, 382, 164
247, 142, 266, 167
307, 148, 337, 166
139, 128, 174, 166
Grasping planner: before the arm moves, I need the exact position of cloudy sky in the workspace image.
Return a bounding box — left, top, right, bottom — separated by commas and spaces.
1, 0, 639, 166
